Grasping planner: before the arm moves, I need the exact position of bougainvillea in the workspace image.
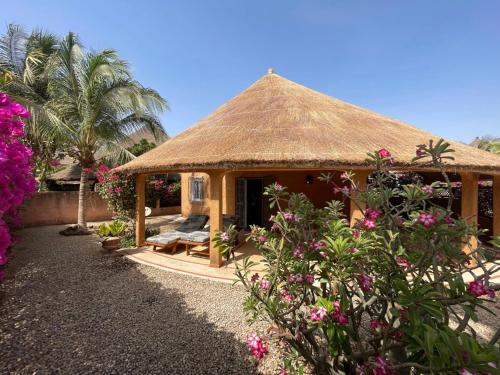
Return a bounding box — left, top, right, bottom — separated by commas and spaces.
216, 139, 499, 374
0, 93, 36, 281
94, 165, 136, 221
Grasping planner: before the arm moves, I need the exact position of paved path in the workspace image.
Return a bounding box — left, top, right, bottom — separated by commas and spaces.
0, 226, 279, 374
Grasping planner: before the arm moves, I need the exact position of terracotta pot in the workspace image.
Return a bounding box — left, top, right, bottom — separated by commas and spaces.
102, 237, 121, 250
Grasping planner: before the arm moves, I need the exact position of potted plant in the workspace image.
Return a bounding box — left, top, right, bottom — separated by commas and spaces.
98, 220, 127, 250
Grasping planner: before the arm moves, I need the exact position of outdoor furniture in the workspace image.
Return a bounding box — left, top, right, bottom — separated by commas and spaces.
145, 215, 208, 253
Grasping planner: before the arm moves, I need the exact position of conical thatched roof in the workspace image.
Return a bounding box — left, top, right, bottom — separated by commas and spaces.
118, 71, 500, 175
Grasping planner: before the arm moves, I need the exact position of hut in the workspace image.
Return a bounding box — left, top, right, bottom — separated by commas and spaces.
118, 70, 500, 267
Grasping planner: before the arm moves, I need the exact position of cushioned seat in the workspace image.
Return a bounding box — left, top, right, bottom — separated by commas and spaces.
146, 233, 181, 245
178, 230, 210, 243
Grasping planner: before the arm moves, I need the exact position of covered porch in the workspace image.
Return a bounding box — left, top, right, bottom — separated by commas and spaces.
134, 169, 500, 268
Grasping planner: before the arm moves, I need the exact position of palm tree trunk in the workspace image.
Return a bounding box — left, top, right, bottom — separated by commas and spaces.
77, 168, 89, 230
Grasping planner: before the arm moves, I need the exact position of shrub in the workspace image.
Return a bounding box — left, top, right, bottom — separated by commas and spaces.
94, 165, 136, 221
98, 220, 127, 237
222, 140, 499, 374
0, 93, 36, 282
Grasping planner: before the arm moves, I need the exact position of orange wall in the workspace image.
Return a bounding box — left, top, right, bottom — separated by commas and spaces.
181, 170, 349, 218
20, 191, 180, 227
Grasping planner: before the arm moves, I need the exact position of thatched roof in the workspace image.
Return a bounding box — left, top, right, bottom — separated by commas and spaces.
48, 163, 94, 182
118, 71, 500, 175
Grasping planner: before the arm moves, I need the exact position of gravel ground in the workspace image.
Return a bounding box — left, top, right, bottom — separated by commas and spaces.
0, 226, 281, 375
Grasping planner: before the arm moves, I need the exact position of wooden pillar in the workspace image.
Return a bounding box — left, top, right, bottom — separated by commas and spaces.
209, 171, 224, 267
460, 172, 479, 255
135, 174, 146, 247
349, 170, 369, 227
223, 172, 236, 215
493, 175, 500, 237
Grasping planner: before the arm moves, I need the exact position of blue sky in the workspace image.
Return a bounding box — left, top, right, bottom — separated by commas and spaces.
3, 0, 500, 142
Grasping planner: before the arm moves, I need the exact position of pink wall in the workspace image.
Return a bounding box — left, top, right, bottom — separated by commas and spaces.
20, 191, 180, 227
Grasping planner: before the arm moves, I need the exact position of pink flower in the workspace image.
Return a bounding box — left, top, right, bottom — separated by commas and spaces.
444, 215, 453, 224
365, 208, 381, 220
273, 182, 284, 192
293, 246, 304, 259
220, 232, 229, 242
0, 253, 7, 265
418, 212, 437, 228
260, 279, 271, 289
257, 235, 266, 243
340, 172, 349, 180
395, 256, 411, 270
370, 319, 389, 332
363, 218, 376, 229
467, 279, 495, 298
373, 356, 392, 375
348, 247, 358, 253
114, 187, 124, 193
332, 301, 349, 325
280, 288, 294, 303
310, 306, 328, 321
250, 273, 260, 283
377, 148, 392, 159
352, 229, 360, 238
416, 146, 425, 156
357, 273, 373, 292
246, 334, 268, 360
97, 164, 110, 172
304, 274, 315, 284
283, 212, 295, 221
459, 369, 475, 375
83, 167, 93, 174
310, 240, 324, 251
10, 102, 30, 118
421, 185, 434, 195
271, 223, 280, 232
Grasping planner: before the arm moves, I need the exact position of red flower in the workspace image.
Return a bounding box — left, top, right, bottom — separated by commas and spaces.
377, 148, 392, 159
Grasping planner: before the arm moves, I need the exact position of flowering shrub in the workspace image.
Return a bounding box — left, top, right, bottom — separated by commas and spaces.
94, 165, 135, 221
0, 93, 36, 281
227, 140, 499, 374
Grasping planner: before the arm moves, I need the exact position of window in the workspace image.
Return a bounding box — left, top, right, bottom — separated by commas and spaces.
189, 176, 204, 202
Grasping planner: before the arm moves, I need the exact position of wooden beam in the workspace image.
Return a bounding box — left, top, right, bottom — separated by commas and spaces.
349, 170, 369, 227
135, 174, 146, 247
209, 172, 224, 267
494, 175, 500, 237
460, 172, 478, 256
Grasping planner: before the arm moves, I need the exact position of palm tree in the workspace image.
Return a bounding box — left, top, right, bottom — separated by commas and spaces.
46, 33, 167, 233
0, 24, 62, 190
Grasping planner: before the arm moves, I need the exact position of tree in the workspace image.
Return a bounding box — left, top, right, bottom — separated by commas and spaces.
471, 135, 500, 155
46, 33, 167, 233
216, 141, 500, 374
0, 24, 63, 191
127, 138, 157, 156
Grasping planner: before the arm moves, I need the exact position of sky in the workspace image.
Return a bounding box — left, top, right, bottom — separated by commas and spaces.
3, 0, 500, 143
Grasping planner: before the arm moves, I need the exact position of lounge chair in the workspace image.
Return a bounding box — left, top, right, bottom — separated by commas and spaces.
184, 214, 241, 257
146, 215, 209, 253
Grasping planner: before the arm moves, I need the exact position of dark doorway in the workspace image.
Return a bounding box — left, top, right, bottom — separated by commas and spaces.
246, 179, 263, 227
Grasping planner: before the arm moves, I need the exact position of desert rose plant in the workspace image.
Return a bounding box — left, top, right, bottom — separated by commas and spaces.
0, 93, 36, 281
216, 140, 499, 374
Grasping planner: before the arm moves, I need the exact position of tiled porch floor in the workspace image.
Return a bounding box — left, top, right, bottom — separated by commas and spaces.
120, 241, 265, 283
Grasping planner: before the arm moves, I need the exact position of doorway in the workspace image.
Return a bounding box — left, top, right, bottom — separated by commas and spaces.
236, 178, 263, 228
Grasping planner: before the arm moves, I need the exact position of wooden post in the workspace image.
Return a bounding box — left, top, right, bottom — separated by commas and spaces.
460, 172, 478, 256
135, 174, 146, 247
493, 175, 500, 237
223, 172, 236, 215
209, 171, 224, 267
350, 170, 369, 227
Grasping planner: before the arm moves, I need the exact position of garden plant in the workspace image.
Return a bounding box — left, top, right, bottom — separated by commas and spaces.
0, 93, 36, 282
216, 140, 499, 374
